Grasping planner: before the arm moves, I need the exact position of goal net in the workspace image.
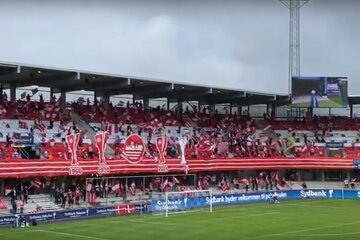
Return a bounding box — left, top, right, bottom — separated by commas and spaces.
150, 189, 213, 217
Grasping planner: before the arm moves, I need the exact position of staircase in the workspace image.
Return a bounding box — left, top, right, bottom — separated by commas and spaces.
71, 112, 115, 156
2, 194, 62, 215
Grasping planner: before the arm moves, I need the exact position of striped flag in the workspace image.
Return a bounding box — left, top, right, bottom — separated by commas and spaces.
301, 144, 308, 152
197, 179, 204, 190
87, 191, 97, 203
161, 179, 169, 191
221, 182, 229, 192
129, 181, 136, 196
31, 179, 42, 189
4, 186, 12, 196
111, 183, 120, 192
37, 123, 47, 133
173, 176, 180, 184
0, 197, 7, 209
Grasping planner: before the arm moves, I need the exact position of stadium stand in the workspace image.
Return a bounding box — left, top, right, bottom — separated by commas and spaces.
0, 63, 359, 220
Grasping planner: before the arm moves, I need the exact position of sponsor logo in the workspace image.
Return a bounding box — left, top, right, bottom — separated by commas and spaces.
27, 213, 53, 221
357, 191, 360, 198
153, 199, 183, 211
300, 190, 327, 198
63, 210, 88, 218
95, 208, 115, 215
205, 192, 288, 205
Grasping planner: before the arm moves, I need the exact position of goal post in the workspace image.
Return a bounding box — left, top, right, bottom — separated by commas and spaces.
163, 189, 213, 217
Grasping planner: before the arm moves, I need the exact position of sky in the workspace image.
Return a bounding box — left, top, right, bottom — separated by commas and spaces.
0, 0, 359, 95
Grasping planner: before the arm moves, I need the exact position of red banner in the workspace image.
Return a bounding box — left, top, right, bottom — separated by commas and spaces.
0, 157, 354, 178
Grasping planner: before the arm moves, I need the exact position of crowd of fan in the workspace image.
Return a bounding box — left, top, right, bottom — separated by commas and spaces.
0, 95, 359, 161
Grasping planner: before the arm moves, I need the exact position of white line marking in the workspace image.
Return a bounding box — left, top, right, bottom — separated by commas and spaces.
211, 211, 280, 220
243, 220, 360, 239
109, 211, 280, 227
36, 229, 110, 240
124, 219, 180, 226
293, 231, 360, 237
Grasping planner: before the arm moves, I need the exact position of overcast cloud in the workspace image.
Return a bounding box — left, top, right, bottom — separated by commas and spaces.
0, 0, 358, 95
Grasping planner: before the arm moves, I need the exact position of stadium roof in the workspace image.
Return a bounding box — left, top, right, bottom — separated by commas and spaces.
0, 61, 289, 105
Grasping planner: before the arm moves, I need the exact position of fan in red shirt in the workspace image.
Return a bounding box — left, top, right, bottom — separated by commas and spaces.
67, 189, 74, 208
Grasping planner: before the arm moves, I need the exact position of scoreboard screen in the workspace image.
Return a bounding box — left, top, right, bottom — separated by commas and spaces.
291, 76, 348, 108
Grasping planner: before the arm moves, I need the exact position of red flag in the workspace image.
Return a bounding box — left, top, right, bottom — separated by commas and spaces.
301, 145, 308, 152
111, 183, 120, 192
4, 186, 12, 196
115, 204, 136, 215
66, 133, 81, 165
198, 180, 203, 190
18, 120, 28, 129
156, 135, 168, 164
0, 197, 7, 209
221, 182, 229, 192
129, 182, 136, 196
31, 179, 42, 189
173, 176, 180, 184
87, 191, 97, 203
37, 123, 47, 133
161, 179, 169, 191
94, 131, 109, 165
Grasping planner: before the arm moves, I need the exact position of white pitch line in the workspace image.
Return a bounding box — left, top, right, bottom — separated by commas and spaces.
36, 229, 110, 240
242, 220, 360, 240
211, 211, 280, 221
124, 219, 181, 226
108, 211, 280, 227
293, 231, 360, 237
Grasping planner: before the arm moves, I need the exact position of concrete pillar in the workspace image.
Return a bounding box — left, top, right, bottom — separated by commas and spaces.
50, 88, 54, 100
271, 104, 276, 119
60, 90, 66, 109
103, 93, 110, 105
143, 97, 149, 110
209, 104, 215, 115
94, 91, 98, 104
237, 105, 242, 115
177, 100, 183, 116
166, 98, 170, 111
0, 179, 4, 196
10, 83, 16, 102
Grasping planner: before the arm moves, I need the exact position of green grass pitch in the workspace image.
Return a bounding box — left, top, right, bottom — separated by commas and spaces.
1, 199, 360, 240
